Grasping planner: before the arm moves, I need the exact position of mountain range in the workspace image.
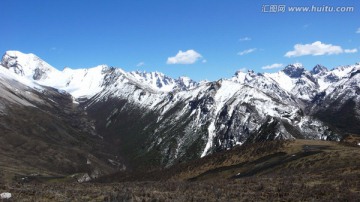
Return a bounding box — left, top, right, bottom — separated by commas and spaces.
0, 50, 359, 181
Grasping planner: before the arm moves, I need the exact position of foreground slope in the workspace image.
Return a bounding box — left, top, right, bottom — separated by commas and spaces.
2, 140, 359, 201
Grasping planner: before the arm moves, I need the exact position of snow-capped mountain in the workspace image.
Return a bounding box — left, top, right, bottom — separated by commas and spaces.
1, 50, 359, 169
310, 63, 360, 135
1, 51, 199, 99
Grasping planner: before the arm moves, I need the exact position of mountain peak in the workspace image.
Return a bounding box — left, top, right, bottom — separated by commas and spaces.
176, 76, 198, 90
282, 63, 305, 78
311, 64, 328, 75
1, 50, 57, 80
4, 50, 37, 58
128, 70, 177, 91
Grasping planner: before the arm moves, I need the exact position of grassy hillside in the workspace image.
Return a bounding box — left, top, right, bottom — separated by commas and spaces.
2, 139, 359, 201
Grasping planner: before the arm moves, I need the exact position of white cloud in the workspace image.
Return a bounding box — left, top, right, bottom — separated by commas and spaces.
167, 50, 202, 64
285, 41, 357, 57
262, 63, 283, 70
344, 48, 358, 53
238, 67, 248, 72
239, 37, 251, 42
237, 48, 256, 56
356, 28, 360, 33
136, 62, 145, 67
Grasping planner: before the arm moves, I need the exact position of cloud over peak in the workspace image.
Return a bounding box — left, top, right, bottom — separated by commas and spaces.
167, 50, 202, 64
285, 41, 357, 57
238, 48, 256, 56
136, 62, 145, 67
262, 63, 283, 70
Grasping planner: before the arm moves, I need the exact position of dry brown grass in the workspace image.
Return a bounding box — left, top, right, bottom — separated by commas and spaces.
1, 173, 359, 201
1, 140, 360, 201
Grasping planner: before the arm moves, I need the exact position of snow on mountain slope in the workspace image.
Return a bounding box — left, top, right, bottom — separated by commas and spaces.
264, 71, 295, 92
231, 70, 296, 105
128, 71, 178, 92
125, 71, 199, 92
0, 74, 38, 108
264, 63, 319, 101
309, 63, 360, 135
1, 51, 117, 98
0, 59, 52, 111
331, 64, 357, 78
195, 79, 299, 157
262, 63, 360, 102
41, 65, 107, 98
176, 76, 198, 90
0, 62, 43, 91
321, 63, 360, 103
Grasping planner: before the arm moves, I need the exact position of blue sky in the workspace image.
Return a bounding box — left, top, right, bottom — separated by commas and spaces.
1, 0, 360, 81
